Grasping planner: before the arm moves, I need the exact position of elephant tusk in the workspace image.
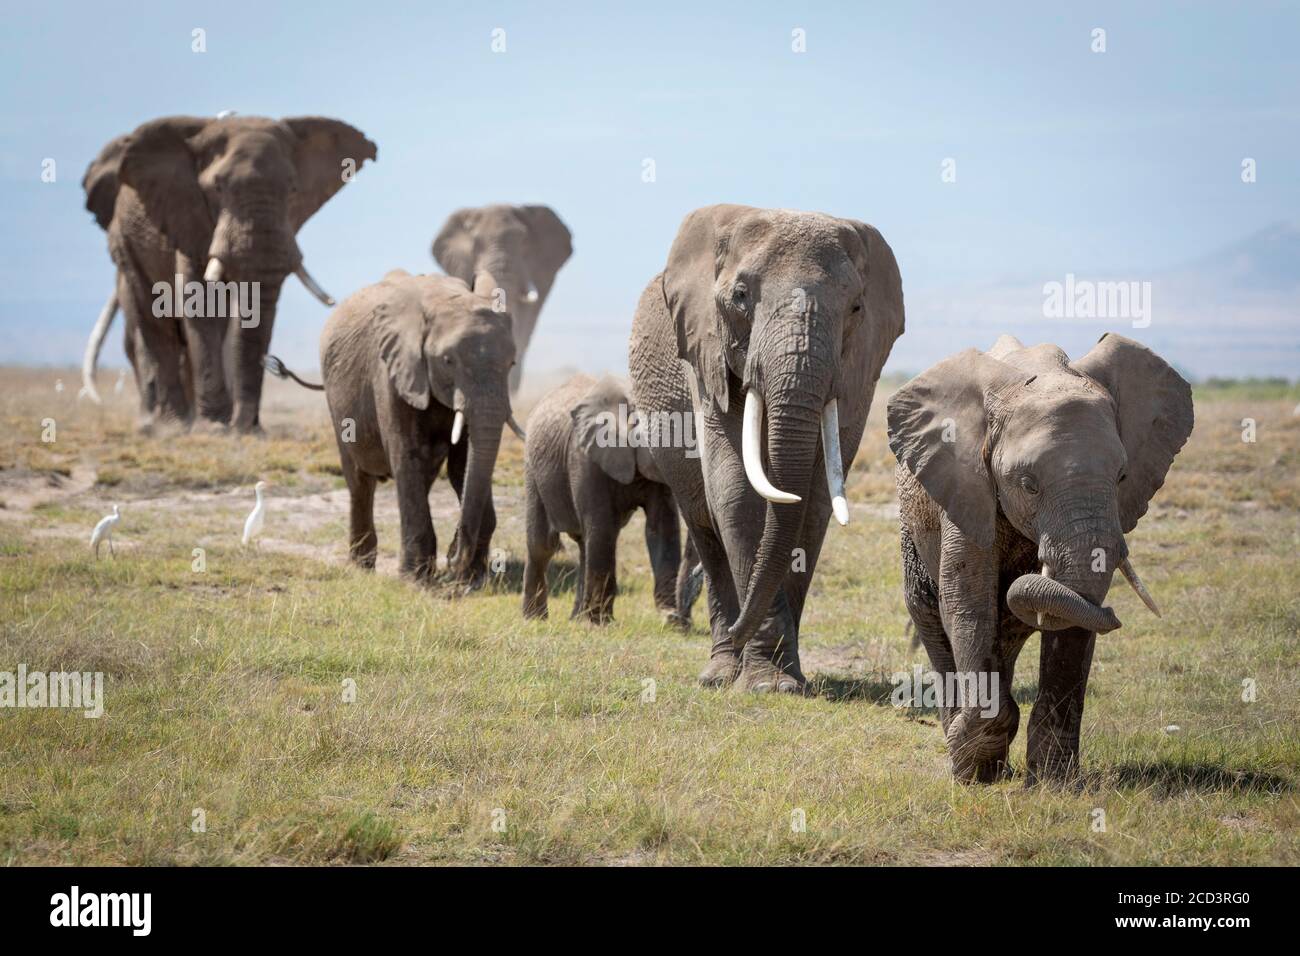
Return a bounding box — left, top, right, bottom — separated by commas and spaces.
821, 398, 849, 526
1040, 564, 1050, 632
204, 257, 224, 282
741, 390, 800, 505
1119, 557, 1161, 617
295, 265, 335, 307
80, 288, 118, 405
451, 409, 465, 445
507, 414, 526, 441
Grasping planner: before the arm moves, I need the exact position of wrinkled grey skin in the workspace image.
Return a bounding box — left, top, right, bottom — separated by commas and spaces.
889, 334, 1194, 783
629, 205, 905, 692
82, 115, 376, 432
522, 374, 686, 624
320, 270, 519, 586
432, 204, 572, 394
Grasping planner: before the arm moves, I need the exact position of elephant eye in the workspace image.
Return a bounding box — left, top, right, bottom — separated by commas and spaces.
1019, 474, 1039, 495
1118, 471, 1127, 484
731, 283, 749, 312
852, 302, 862, 314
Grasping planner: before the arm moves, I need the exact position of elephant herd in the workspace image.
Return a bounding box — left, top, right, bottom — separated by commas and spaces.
81, 114, 1195, 784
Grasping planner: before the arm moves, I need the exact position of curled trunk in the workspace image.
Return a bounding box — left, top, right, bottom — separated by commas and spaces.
1007, 573, 1121, 633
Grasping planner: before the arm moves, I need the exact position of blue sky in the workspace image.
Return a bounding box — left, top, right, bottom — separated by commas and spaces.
1, 1, 1296, 379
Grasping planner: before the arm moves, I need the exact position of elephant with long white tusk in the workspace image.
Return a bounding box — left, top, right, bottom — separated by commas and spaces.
80, 114, 376, 432
628, 205, 905, 693
888, 332, 1193, 784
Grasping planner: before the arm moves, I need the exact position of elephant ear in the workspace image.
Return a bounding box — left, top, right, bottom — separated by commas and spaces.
282, 117, 377, 232
516, 205, 573, 300
572, 376, 636, 484
1073, 333, 1194, 532
82, 133, 130, 231
117, 116, 214, 266
431, 208, 480, 283
663, 205, 749, 414
888, 350, 1027, 550
834, 218, 906, 463
376, 300, 430, 410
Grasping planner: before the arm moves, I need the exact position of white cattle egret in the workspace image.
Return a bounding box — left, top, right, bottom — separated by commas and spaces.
54, 379, 65, 396
242, 481, 269, 547
90, 504, 121, 558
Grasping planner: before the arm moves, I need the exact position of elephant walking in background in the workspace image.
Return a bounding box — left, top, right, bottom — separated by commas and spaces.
888, 334, 1194, 783
522, 374, 686, 625
629, 205, 905, 692
316, 269, 525, 586
432, 204, 572, 394
80, 114, 377, 432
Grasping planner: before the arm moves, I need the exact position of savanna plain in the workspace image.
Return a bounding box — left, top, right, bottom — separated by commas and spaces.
1, 367, 1296, 865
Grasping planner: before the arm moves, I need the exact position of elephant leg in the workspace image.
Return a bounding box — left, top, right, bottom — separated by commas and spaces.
642, 488, 682, 618
228, 277, 281, 434
343, 461, 378, 570
121, 275, 188, 428
393, 451, 437, 584
685, 520, 743, 688
570, 538, 587, 619
579, 519, 617, 625
902, 526, 960, 734
522, 474, 557, 619
1027, 627, 1096, 784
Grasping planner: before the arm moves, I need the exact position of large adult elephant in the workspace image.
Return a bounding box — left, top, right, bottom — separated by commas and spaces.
629, 205, 905, 692
80, 114, 377, 431
888, 334, 1193, 783
432, 204, 572, 394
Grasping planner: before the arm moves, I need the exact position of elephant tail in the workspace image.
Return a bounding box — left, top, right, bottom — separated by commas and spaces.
79, 287, 119, 404
263, 355, 324, 391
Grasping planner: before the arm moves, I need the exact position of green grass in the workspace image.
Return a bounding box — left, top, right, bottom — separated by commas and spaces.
0, 369, 1296, 865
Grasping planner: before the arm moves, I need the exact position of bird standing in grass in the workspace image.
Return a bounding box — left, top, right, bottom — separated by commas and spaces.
242, 481, 269, 547
90, 504, 121, 558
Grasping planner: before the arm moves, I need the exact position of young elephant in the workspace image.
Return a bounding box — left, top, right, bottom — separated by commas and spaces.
318, 269, 525, 586
522, 374, 683, 624
888, 333, 1193, 784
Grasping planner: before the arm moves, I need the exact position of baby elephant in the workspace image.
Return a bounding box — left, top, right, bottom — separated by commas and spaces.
318, 269, 524, 586
523, 374, 683, 624
888, 334, 1193, 784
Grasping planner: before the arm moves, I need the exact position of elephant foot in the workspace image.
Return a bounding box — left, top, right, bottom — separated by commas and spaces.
660, 609, 690, 632
734, 657, 805, 694
697, 652, 741, 688
190, 418, 230, 436
571, 605, 613, 625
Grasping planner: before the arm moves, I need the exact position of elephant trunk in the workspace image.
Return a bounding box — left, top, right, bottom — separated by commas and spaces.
727, 347, 829, 648
1007, 572, 1121, 633
228, 274, 283, 432
450, 395, 506, 580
